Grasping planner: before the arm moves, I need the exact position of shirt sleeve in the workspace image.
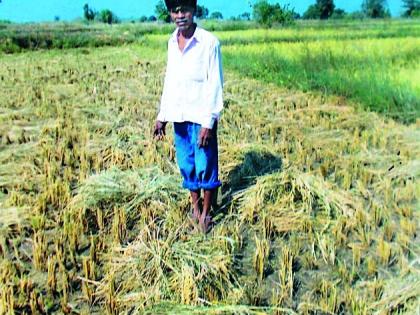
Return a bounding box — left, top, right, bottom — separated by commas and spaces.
157, 43, 171, 122
201, 40, 224, 129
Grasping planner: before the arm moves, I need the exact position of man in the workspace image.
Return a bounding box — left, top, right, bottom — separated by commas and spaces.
153, 0, 223, 233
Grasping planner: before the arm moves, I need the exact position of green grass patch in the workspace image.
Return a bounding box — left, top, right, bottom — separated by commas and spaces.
216, 21, 420, 46
224, 37, 420, 123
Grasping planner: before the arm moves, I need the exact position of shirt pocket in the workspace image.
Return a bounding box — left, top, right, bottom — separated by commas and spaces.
186, 80, 204, 104
187, 61, 206, 82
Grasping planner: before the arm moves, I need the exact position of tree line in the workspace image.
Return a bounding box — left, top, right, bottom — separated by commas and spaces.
83, 4, 120, 24
84, 0, 420, 26
2, 0, 418, 25
82, 2, 220, 24
252, 0, 420, 26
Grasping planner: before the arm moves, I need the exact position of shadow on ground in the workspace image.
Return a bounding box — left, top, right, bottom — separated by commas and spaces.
213, 150, 282, 218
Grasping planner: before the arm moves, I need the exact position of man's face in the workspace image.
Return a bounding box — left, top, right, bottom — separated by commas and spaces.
170, 6, 195, 31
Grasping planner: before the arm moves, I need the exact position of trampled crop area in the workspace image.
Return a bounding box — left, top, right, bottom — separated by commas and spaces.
0, 20, 419, 314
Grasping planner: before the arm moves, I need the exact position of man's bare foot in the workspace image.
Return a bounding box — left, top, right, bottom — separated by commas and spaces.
198, 215, 212, 234
190, 190, 201, 222
192, 209, 200, 221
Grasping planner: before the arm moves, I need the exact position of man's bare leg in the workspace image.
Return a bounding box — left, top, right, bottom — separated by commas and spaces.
199, 189, 214, 233
190, 190, 201, 220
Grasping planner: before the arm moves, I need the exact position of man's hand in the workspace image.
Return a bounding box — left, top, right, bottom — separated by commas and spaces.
153, 120, 167, 140
198, 127, 213, 148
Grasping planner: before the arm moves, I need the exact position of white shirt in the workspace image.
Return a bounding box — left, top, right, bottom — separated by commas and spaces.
157, 26, 223, 129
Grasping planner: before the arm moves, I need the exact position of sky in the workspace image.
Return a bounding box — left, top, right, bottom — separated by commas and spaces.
0, 0, 405, 23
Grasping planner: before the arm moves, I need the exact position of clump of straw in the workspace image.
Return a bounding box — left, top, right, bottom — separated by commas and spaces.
370, 273, 420, 314
96, 224, 238, 313
70, 167, 188, 212
239, 168, 360, 232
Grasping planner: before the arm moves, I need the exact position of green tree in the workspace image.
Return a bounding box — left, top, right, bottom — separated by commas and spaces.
303, 4, 321, 19
210, 11, 223, 20
196, 5, 209, 19
239, 12, 251, 20
362, 0, 390, 18
155, 0, 171, 23
252, 0, 295, 27
303, 0, 335, 19
318, 0, 335, 19
98, 9, 119, 24
402, 0, 420, 16
83, 3, 96, 21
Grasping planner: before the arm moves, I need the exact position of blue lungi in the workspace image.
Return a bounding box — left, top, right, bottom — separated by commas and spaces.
173, 122, 221, 191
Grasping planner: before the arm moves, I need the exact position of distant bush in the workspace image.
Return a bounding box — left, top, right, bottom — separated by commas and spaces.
252, 0, 296, 27
303, 0, 336, 19
196, 5, 209, 19
331, 8, 347, 19
303, 4, 321, 19
0, 38, 20, 53
0, 23, 139, 53
201, 20, 257, 31
362, 0, 391, 18
97, 9, 119, 24
230, 12, 251, 21
210, 11, 223, 20
239, 12, 251, 21
83, 3, 96, 21
346, 11, 366, 20
402, 0, 420, 17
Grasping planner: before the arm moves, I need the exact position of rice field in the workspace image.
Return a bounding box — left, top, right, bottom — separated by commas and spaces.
0, 20, 419, 314
222, 32, 420, 123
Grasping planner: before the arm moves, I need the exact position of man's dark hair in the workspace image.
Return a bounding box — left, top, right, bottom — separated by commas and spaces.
164, 0, 197, 10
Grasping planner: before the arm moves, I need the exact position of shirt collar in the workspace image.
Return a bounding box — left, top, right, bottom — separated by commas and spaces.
170, 25, 202, 44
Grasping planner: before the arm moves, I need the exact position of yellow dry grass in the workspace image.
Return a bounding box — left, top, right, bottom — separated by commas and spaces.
0, 36, 418, 314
